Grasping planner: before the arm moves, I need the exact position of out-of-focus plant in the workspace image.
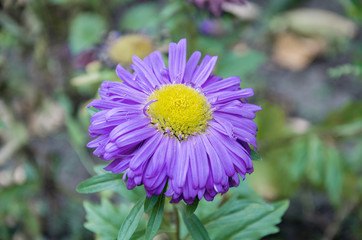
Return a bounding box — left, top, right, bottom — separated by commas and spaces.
251, 101, 362, 209
339, 0, 362, 24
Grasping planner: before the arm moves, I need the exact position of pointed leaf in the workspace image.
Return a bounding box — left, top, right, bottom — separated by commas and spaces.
83, 198, 131, 239
202, 199, 289, 240
250, 150, 262, 161
77, 174, 122, 193
69, 13, 106, 54
186, 199, 199, 217
181, 210, 210, 240
118, 197, 146, 240
145, 195, 165, 240
144, 195, 160, 213
325, 147, 343, 205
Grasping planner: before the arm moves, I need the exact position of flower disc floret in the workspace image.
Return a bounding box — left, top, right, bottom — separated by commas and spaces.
147, 84, 212, 140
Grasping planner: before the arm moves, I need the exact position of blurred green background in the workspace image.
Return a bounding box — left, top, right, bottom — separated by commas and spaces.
0, 0, 361, 239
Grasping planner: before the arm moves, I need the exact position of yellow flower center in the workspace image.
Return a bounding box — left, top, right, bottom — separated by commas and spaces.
147, 84, 212, 141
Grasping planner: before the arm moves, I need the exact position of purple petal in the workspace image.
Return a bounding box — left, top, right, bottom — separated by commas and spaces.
110, 159, 131, 173
131, 56, 159, 89
199, 134, 223, 184
144, 136, 169, 177
183, 51, 201, 83
149, 51, 169, 85
129, 133, 163, 171
202, 76, 241, 93
115, 126, 156, 147
192, 55, 218, 86
207, 129, 235, 177
194, 136, 210, 188
208, 88, 254, 105
174, 140, 189, 188
169, 39, 187, 84
187, 138, 199, 189
109, 118, 150, 141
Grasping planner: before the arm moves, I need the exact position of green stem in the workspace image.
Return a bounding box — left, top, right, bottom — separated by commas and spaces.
173, 205, 181, 240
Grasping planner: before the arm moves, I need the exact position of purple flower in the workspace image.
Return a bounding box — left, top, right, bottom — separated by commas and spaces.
87, 39, 261, 204
190, 0, 246, 16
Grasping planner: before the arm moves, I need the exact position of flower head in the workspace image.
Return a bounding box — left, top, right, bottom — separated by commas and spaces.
190, 0, 246, 16
87, 39, 261, 204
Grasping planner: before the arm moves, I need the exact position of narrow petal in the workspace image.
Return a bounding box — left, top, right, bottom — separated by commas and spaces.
214, 132, 253, 170
214, 112, 258, 134
233, 127, 257, 148
187, 138, 199, 189
169, 39, 187, 83
202, 76, 241, 94
192, 56, 218, 86
208, 88, 254, 105
131, 56, 159, 89
110, 159, 131, 173
149, 51, 169, 84
144, 136, 169, 177
166, 138, 178, 177
116, 64, 146, 92
174, 141, 189, 188
109, 118, 150, 141
129, 133, 163, 171
115, 127, 156, 147
194, 135, 210, 188
106, 84, 148, 103
183, 51, 201, 83
200, 134, 223, 184
207, 129, 235, 177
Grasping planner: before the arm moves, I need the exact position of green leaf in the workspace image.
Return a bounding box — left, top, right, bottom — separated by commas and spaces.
290, 140, 307, 181
120, 3, 159, 31
181, 211, 211, 240
250, 150, 262, 161
84, 198, 146, 240
306, 135, 324, 185
118, 197, 146, 240
84, 198, 125, 238
69, 13, 106, 55
255, 103, 286, 141
115, 185, 147, 204
202, 199, 289, 240
93, 164, 108, 175
145, 195, 165, 240
77, 174, 123, 193
87, 106, 102, 116
144, 195, 160, 213
325, 147, 343, 205
160, 0, 183, 21
186, 199, 199, 217
216, 50, 266, 78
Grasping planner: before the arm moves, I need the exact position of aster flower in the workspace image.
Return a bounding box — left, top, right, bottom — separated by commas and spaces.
190, 0, 246, 16
87, 39, 261, 204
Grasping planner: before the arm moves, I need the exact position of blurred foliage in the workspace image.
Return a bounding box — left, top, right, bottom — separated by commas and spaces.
0, 0, 361, 239
69, 13, 107, 55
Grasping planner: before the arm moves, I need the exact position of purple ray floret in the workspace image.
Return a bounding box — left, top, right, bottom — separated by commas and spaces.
87, 39, 261, 204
